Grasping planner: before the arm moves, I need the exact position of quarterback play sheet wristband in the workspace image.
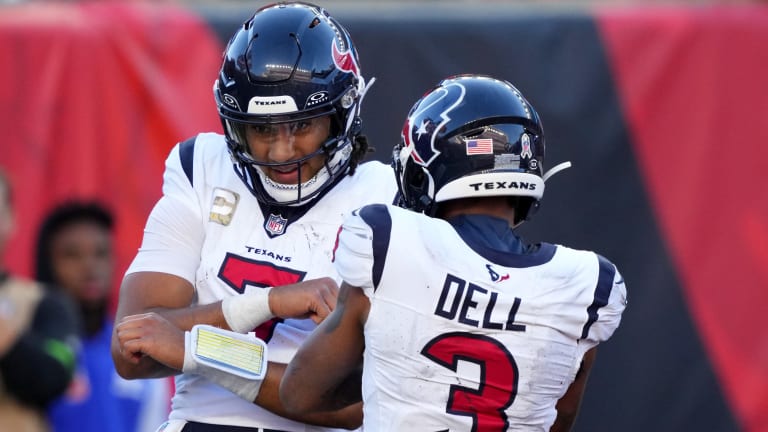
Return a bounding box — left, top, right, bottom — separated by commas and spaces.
190, 325, 268, 380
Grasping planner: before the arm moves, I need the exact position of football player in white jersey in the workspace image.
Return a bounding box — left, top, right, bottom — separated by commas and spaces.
281, 75, 628, 431
111, 2, 396, 431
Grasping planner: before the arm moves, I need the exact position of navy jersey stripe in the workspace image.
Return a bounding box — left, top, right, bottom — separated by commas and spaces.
179, 137, 196, 186
358, 204, 392, 291
581, 254, 615, 340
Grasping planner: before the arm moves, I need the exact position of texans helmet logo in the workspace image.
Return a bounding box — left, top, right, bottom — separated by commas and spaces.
332, 39, 360, 78
402, 82, 466, 166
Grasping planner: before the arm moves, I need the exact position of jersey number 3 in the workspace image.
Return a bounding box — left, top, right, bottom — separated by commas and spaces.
421, 332, 519, 431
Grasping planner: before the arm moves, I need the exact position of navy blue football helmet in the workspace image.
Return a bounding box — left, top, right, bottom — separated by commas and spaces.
393, 74, 570, 223
214, 2, 368, 206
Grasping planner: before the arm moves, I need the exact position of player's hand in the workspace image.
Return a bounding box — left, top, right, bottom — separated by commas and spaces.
268, 277, 339, 324
0, 303, 22, 356
115, 312, 185, 370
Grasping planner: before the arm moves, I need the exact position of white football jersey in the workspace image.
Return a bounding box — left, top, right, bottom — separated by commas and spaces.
126, 133, 398, 430
334, 204, 627, 432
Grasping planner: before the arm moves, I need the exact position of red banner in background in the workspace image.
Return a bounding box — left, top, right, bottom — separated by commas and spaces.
0, 2, 223, 312
598, 5, 768, 431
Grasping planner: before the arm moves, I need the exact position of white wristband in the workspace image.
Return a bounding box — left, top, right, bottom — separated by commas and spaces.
222, 287, 274, 333
182, 325, 268, 402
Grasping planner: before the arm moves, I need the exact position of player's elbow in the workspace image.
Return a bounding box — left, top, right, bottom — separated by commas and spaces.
280, 364, 330, 415
549, 412, 578, 432
279, 375, 311, 414
110, 346, 148, 380
112, 353, 139, 380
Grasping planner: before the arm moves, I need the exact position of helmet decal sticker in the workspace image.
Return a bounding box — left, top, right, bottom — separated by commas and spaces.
332, 39, 360, 78
222, 93, 241, 111
404, 82, 466, 166
465, 138, 493, 155
414, 120, 429, 140
247, 96, 298, 114
494, 154, 522, 170
305, 91, 329, 109
520, 133, 533, 159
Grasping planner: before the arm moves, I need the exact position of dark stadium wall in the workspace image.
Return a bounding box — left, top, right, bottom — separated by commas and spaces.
2, 2, 766, 431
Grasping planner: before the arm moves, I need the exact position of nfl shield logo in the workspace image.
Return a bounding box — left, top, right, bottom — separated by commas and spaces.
265, 213, 288, 236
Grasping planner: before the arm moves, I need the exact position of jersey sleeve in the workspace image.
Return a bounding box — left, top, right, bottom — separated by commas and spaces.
125, 140, 204, 284
594, 266, 627, 341
333, 208, 376, 292
582, 257, 628, 346
0, 289, 79, 407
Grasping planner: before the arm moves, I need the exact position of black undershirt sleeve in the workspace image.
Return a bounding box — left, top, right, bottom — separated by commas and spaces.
0, 290, 80, 408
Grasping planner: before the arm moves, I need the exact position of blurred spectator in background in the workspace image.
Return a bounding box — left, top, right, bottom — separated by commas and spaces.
35, 201, 170, 432
0, 168, 79, 432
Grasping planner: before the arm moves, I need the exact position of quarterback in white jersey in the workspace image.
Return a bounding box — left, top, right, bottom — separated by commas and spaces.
112, 3, 396, 431
282, 75, 627, 432
127, 133, 393, 429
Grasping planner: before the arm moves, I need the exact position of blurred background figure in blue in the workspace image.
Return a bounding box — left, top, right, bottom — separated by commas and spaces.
35, 201, 170, 432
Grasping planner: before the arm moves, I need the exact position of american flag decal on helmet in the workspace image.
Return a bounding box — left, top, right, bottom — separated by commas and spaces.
466, 138, 493, 155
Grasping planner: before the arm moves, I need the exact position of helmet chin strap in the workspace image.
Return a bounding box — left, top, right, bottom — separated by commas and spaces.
256, 141, 350, 206
542, 161, 572, 182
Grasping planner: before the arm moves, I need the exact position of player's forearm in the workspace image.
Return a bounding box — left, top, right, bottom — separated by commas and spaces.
279, 360, 363, 424
258, 363, 362, 429
178, 328, 362, 429
550, 348, 597, 432
116, 272, 222, 333
112, 350, 179, 379
112, 297, 265, 381
292, 402, 363, 430
549, 413, 577, 432
114, 310, 203, 377
153, 301, 230, 331
280, 287, 366, 417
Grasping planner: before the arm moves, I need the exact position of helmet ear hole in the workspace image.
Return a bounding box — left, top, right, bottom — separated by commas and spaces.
398, 159, 434, 214
509, 196, 538, 225
407, 166, 426, 189
411, 165, 437, 214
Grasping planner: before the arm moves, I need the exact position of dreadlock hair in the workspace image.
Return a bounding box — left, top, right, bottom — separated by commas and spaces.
346, 134, 375, 176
